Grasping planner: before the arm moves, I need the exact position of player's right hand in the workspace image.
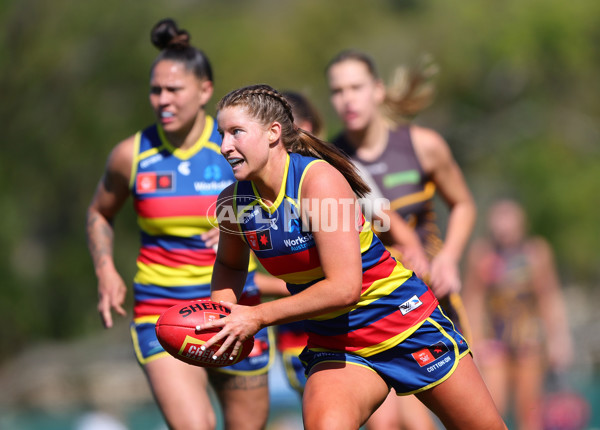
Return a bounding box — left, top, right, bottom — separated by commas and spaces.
97, 271, 127, 328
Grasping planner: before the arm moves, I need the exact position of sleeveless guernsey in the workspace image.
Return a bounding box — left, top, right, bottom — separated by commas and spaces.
130, 117, 257, 319
333, 126, 442, 258
233, 152, 438, 357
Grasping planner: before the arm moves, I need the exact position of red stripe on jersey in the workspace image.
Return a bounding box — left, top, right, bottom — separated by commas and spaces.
277, 330, 309, 352
134, 298, 188, 318
134, 291, 261, 319
260, 247, 321, 277
134, 195, 217, 218
306, 289, 438, 353
361, 254, 397, 291
238, 294, 261, 307
138, 246, 216, 267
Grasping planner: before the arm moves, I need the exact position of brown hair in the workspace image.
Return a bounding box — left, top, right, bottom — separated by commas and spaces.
150, 18, 213, 82
326, 49, 437, 123
217, 84, 370, 197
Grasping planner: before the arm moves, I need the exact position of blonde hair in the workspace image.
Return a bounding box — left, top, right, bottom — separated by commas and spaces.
382, 54, 438, 123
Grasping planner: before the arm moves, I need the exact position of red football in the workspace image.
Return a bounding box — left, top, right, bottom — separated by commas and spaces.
155, 300, 255, 368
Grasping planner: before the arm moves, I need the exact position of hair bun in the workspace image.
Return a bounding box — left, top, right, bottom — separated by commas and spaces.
151, 18, 190, 50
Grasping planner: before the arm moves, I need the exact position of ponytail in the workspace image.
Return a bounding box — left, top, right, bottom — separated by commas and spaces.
289, 129, 370, 198
382, 54, 438, 123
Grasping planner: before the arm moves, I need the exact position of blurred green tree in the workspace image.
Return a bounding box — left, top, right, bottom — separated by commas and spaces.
0, 0, 598, 360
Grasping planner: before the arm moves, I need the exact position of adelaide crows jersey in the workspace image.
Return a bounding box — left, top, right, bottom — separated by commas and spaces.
232, 152, 438, 357
130, 117, 257, 319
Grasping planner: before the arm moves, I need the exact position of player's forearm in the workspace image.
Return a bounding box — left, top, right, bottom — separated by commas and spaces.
86, 209, 117, 276
211, 259, 249, 303
440, 201, 476, 261
254, 277, 359, 328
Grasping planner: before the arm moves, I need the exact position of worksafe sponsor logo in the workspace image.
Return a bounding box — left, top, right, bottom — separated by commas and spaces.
283, 233, 315, 252
193, 180, 234, 193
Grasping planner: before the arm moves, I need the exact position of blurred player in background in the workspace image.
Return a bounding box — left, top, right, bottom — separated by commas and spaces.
326, 49, 477, 430
86, 18, 272, 430
462, 199, 574, 430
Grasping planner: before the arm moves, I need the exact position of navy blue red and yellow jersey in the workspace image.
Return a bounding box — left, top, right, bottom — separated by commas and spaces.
232, 152, 438, 357
276, 321, 308, 352
333, 126, 442, 258
129, 116, 257, 319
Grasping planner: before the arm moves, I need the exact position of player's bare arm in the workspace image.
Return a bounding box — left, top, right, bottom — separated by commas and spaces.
201, 163, 362, 355
86, 136, 134, 327
211, 184, 252, 304
412, 126, 476, 295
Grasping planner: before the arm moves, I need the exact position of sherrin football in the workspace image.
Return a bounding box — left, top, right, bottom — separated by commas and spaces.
155, 300, 254, 368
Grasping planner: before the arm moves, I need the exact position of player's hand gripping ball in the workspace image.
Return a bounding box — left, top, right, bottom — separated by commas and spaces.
155, 300, 254, 367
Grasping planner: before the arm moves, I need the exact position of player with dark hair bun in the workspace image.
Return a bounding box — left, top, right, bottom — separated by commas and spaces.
86, 19, 272, 430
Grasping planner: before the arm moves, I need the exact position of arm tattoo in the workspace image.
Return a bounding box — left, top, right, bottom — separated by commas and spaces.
86, 211, 115, 269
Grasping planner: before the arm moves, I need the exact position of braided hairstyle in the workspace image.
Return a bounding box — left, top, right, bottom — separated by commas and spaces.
150, 18, 213, 82
326, 49, 437, 123
217, 84, 370, 198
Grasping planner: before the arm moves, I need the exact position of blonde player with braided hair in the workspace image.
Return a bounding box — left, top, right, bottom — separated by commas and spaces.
198, 84, 506, 430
